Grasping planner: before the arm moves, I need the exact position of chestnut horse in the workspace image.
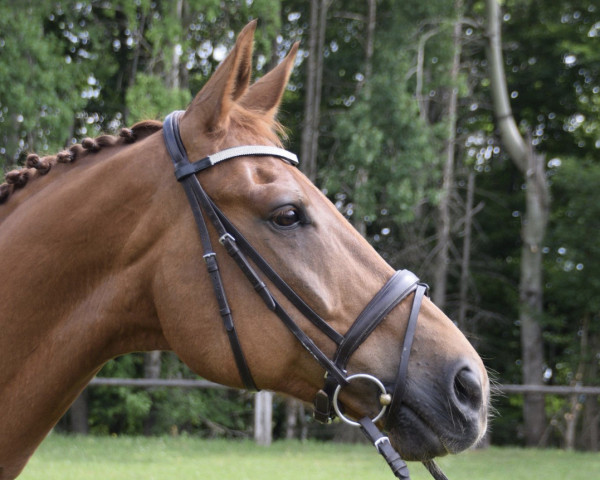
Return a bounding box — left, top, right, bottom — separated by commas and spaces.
0, 22, 488, 480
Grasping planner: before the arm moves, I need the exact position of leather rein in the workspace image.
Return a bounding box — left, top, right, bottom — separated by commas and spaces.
163, 111, 448, 480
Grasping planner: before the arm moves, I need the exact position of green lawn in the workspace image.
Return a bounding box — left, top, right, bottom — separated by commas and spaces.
19, 434, 600, 480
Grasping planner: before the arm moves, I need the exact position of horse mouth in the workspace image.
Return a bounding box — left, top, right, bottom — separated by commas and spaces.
386, 403, 483, 461
386, 406, 447, 461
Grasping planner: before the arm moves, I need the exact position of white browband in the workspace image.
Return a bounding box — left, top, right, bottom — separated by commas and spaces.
207, 145, 298, 167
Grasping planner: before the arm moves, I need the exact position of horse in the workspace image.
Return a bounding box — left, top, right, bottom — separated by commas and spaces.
0, 21, 489, 480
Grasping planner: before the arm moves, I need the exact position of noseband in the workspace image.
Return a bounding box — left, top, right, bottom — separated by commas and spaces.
163, 111, 447, 480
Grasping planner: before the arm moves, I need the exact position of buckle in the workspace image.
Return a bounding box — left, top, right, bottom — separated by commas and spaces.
219, 233, 235, 246
203, 252, 218, 272
313, 389, 332, 424
373, 435, 391, 453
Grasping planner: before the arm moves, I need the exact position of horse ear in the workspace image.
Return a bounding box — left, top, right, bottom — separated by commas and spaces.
239, 42, 299, 122
186, 20, 257, 132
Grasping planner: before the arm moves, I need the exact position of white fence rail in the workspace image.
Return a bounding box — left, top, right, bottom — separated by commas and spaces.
89, 377, 226, 389
87, 378, 600, 445
89, 378, 600, 395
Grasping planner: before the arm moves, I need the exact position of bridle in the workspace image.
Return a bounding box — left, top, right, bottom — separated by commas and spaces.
162, 111, 448, 480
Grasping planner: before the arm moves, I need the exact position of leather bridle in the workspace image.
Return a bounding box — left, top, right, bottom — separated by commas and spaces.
162, 111, 448, 480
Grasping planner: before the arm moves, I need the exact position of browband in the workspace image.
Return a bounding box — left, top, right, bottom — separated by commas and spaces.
175, 144, 299, 180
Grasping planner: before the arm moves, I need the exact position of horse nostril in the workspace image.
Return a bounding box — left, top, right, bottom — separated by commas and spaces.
453, 367, 483, 412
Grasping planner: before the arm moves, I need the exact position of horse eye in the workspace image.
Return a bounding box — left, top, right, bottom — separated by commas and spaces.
271, 206, 302, 228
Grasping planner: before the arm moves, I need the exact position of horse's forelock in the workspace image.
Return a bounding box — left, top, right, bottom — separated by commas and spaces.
227, 104, 287, 147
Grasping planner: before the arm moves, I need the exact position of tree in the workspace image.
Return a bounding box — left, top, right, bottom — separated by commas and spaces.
321, 0, 444, 269
544, 158, 600, 449
486, 0, 549, 445
0, 2, 87, 164
431, 0, 465, 308
300, 0, 329, 181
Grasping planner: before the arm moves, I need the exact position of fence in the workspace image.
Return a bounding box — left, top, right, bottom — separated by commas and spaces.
88, 378, 600, 445
89, 377, 600, 397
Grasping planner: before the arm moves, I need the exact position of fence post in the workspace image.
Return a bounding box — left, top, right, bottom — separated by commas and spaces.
254, 390, 273, 446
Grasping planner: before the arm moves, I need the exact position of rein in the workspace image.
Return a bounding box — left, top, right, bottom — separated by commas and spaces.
162, 111, 448, 480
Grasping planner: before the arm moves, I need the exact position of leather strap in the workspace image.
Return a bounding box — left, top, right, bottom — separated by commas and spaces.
312, 271, 420, 423
359, 417, 411, 479
164, 112, 258, 391
387, 284, 427, 421
334, 270, 419, 368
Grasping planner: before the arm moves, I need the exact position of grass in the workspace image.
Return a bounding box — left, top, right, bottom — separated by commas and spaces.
19, 434, 600, 480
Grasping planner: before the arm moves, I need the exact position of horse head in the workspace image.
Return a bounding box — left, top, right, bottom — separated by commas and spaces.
154, 20, 489, 463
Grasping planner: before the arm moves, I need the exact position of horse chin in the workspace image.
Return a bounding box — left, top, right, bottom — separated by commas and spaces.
386, 405, 479, 461
386, 407, 448, 461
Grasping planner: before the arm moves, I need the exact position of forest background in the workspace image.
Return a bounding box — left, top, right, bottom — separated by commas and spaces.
0, 0, 598, 451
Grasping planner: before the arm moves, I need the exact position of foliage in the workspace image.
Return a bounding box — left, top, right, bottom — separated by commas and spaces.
501, 0, 600, 156
544, 157, 600, 384
72, 353, 254, 436
87, 355, 153, 435
125, 73, 191, 122
0, 3, 87, 163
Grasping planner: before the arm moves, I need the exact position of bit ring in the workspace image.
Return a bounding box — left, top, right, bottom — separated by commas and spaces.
333, 373, 389, 427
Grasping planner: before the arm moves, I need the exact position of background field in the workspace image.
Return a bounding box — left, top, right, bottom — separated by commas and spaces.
19, 434, 600, 480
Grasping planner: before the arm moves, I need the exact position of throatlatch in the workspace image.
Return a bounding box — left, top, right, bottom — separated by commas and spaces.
163, 110, 449, 480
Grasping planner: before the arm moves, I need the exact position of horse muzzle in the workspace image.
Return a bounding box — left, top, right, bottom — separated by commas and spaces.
385, 358, 489, 461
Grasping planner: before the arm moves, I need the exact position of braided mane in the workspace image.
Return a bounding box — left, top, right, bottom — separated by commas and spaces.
0, 120, 163, 204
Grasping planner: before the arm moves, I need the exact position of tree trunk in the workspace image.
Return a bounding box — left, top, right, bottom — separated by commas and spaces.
355, 0, 376, 95
143, 350, 161, 435
254, 391, 273, 446
564, 314, 589, 449
582, 325, 599, 450
285, 398, 298, 439
265, 2, 282, 73
415, 29, 438, 122
519, 149, 548, 446
485, 0, 548, 446
284, 397, 307, 440
433, 0, 463, 309
351, 0, 376, 237
69, 388, 89, 434
300, 0, 329, 181
583, 394, 599, 451
457, 171, 475, 333
165, 0, 184, 90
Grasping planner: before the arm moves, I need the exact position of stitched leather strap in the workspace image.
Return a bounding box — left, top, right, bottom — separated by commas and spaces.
359, 417, 411, 479
334, 270, 420, 369
164, 112, 258, 391
387, 284, 427, 421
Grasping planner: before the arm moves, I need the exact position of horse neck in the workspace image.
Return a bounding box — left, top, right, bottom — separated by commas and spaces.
0, 133, 173, 476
